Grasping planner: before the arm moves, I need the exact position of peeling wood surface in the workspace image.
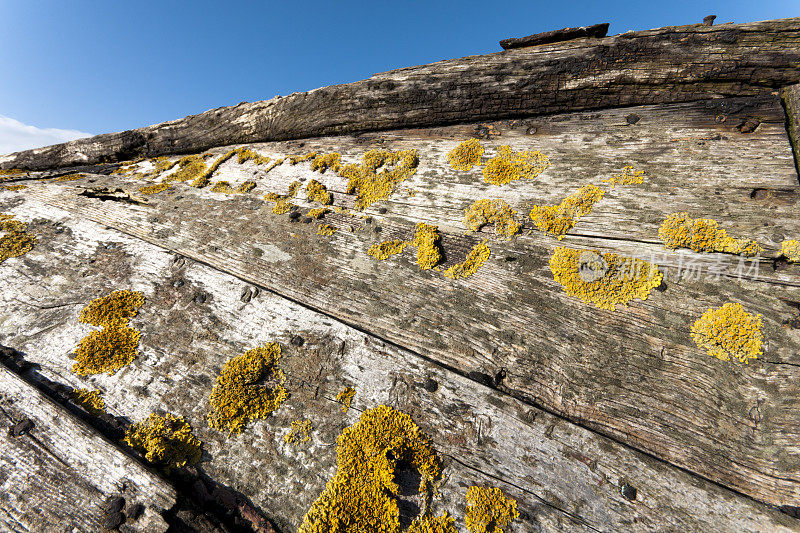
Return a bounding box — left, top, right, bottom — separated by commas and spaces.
0, 199, 796, 532
2, 17, 800, 170
0, 366, 174, 532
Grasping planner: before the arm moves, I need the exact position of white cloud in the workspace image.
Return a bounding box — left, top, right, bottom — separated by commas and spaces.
0, 115, 92, 155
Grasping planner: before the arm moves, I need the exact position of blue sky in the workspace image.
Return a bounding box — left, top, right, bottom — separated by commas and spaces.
0, 1, 797, 152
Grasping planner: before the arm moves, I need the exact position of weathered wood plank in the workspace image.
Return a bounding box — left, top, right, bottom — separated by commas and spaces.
782, 83, 800, 179
2, 18, 800, 170
0, 366, 174, 532
499, 23, 610, 50
0, 198, 796, 531
9, 94, 800, 508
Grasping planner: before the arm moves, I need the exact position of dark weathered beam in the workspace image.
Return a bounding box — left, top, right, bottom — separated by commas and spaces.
2, 17, 800, 171
499, 23, 610, 50
782, 83, 800, 181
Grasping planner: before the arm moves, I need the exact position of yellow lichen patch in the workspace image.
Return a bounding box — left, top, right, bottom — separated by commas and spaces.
463, 199, 520, 238
658, 213, 763, 256
0, 184, 27, 191
444, 241, 490, 280
78, 290, 145, 327
124, 413, 202, 471
311, 153, 343, 174
368, 240, 408, 260
139, 183, 171, 195
55, 173, 86, 182
236, 148, 270, 166
70, 388, 106, 416
284, 419, 313, 445
72, 290, 145, 375
781, 239, 800, 262
317, 224, 336, 236
529, 184, 605, 239
341, 149, 419, 210
264, 158, 284, 173
306, 179, 333, 205
298, 405, 441, 533
411, 223, 442, 270
210, 180, 257, 194
408, 513, 458, 533
152, 156, 177, 174
549, 247, 663, 310
0, 215, 36, 265
289, 152, 318, 165
690, 303, 763, 364
464, 486, 519, 533
163, 154, 207, 184
603, 165, 646, 187
307, 207, 330, 219
72, 326, 141, 375
0, 169, 27, 178
482, 145, 550, 186
336, 386, 356, 413
207, 344, 288, 435
287, 180, 302, 197
264, 192, 296, 215
447, 139, 484, 171
112, 162, 140, 176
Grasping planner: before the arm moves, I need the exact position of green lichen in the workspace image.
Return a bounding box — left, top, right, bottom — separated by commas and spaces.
284, 419, 313, 445
443, 241, 490, 280
463, 199, 520, 238
70, 388, 106, 416
465, 486, 519, 533
658, 213, 763, 256
207, 344, 288, 435
0, 214, 35, 265
124, 413, 202, 471
336, 386, 356, 413
603, 166, 645, 187
690, 303, 763, 364
306, 179, 333, 205
298, 405, 441, 533
139, 183, 171, 195
549, 247, 663, 311
447, 139, 484, 171
341, 149, 419, 210
530, 184, 605, 239
482, 146, 549, 186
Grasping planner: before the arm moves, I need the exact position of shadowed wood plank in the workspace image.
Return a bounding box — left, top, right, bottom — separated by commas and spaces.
0, 198, 795, 531
0, 366, 174, 533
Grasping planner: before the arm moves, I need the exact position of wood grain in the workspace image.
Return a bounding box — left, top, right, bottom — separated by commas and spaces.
7, 94, 800, 508
0, 197, 795, 531
2, 17, 800, 170
0, 366, 174, 532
